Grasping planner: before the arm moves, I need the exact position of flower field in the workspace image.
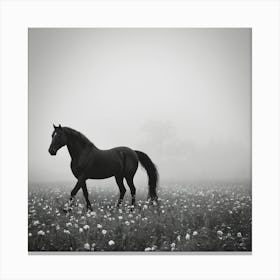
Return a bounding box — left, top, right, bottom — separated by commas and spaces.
28, 183, 251, 252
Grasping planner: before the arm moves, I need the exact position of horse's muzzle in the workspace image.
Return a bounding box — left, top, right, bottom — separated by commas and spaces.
48, 147, 57, 156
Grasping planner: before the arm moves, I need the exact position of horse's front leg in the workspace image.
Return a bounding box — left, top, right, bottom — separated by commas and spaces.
81, 182, 92, 211
70, 180, 82, 200
64, 180, 83, 211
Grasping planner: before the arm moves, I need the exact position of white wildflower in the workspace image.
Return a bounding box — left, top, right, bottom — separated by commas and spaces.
83, 224, 90, 230
33, 220, 40, 226
151, 245, 157, 251
84, 243, 90, 250
185, 233, 191, 240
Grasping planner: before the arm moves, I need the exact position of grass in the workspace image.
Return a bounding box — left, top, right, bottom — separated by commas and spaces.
28, 183, 251, 252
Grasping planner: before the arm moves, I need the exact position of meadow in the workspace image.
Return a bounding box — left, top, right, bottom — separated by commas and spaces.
28, 183, 251, 252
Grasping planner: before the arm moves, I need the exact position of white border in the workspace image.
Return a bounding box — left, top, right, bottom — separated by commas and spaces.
0, 1, 279, 280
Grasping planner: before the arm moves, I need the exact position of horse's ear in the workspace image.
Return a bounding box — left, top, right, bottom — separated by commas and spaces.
53, 124, 57, 129
58, 124, 62, 129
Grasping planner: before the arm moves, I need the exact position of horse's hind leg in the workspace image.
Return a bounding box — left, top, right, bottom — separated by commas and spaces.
115, 176, 126, 206
125, 175, 136, 206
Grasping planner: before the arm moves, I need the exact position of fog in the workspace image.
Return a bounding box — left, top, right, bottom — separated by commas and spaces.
28, 28, 251, 186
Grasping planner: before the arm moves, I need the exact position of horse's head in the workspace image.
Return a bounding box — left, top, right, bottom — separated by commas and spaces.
48, 124, 67, 156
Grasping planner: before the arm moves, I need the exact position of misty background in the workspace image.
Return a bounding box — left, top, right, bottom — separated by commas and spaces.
28, 28, 251, 188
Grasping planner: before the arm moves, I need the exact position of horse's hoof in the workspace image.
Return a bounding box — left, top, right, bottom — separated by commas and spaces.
62, 206, 73, 213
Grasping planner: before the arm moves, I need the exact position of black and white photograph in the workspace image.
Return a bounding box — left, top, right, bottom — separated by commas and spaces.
28, 28, 252, 252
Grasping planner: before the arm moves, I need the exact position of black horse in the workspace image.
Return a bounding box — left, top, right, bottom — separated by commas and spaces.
48, 124, 158, 210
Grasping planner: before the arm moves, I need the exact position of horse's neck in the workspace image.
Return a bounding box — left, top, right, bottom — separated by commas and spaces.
67, 140, 84, 160
66, 134, 97, 161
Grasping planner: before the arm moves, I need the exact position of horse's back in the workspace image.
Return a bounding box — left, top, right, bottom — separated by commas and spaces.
84, 146, 138, 179
110, 146, 136, 155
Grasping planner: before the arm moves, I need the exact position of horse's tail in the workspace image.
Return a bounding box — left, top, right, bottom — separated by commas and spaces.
135, 150, 158, 200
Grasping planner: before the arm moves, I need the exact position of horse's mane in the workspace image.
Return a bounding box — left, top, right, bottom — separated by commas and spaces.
63, 127, 95, 147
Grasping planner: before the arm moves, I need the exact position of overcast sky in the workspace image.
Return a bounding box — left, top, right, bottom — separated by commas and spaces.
28, 28, 251, 185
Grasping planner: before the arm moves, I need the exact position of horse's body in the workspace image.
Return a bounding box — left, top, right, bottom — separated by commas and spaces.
71, 146, 138, 180
48, 125, 158, 210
